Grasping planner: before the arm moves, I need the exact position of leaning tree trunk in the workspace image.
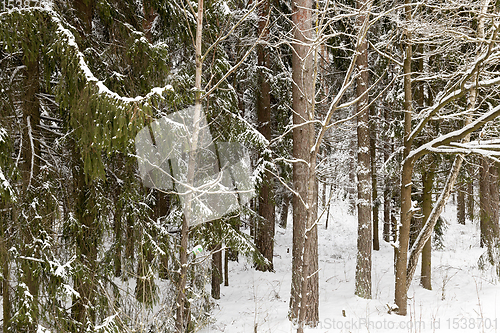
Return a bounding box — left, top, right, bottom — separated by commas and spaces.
406, 155, 463, 292
404, 4, 485, 286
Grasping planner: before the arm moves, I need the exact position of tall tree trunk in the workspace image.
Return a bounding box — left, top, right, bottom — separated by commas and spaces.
73, 0, 94, 37
466, 163, 475, 222
70, 2, 98, 329
370, 106, 379, 251
322, 180, 327, 209
1, 209, 11, 333
224, 248, 229, 286
279, 190, 291, 228
383, 108, 392, 243
255, 0, 275, 272
480, 159, 489, 248
417, 42, 434, 291
19, 55, 42, 333
457, 180, 466, 225
125, 215, 135, 262
354, 0, 372, 298
348, 147, 357, 215
176, 0, 204, 330
113, 200, 123, 278
71, 149, 98, 332
135, 241, 156, 305
211, 245, 222, 299
290, 0, 318, 327
395, 0, 413, 315
142, 0, 157, 42
475, 0, 493, 248
2, 253, 9, 332
420, 163, 434, 290
489, 164, 500, 238
480, 158, 500, 247
155, 192, 171, 279
325, 184, 332, 229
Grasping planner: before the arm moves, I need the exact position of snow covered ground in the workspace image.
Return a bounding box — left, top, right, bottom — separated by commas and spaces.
200, 199, 500, 333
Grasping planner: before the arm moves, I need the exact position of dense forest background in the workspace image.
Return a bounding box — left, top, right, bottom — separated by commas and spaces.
1, 0, 500, 332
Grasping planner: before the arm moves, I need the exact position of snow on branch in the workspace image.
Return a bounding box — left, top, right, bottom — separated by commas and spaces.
409, 25, 500, 142
1, 4, 173, 105
407, 103, 500, 162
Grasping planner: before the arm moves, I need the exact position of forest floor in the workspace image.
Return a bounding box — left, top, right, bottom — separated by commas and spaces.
200, 199, 500, 333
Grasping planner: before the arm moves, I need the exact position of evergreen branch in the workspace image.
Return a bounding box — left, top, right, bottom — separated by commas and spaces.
1, 6, 173, 105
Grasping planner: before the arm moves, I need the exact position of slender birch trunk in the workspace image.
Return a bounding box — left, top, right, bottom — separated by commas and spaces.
176, 0, 204, 330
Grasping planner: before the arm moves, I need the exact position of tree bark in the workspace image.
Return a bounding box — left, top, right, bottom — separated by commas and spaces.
18, 54, 42, 333
395, 0, 413, 315
176, 0, 204, 330
135, 242, 155, 305
290, 0, 318, 327
73, 0, 94, 36
224, 248, 229, 286
348, 147, 357, 215
370, 106, 379, 251
479, 165, 488, 246
383, 108, 392, 243
125, 215, 135, 262
211, 245, 222, 299
71, 147, 99, 332
466, 163, 475, 222
480, 158, 500, 247
255, 0, 275, 271
457, 181, 466, 225
1, 209, 10, 333
355, 0, 372, 299
113, 200, 123, 278
420, 163, 434, 290
325, 184, 332, 229
322, 180, 327, 209
156, 192, 171, 279
279, 190, 291, 228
